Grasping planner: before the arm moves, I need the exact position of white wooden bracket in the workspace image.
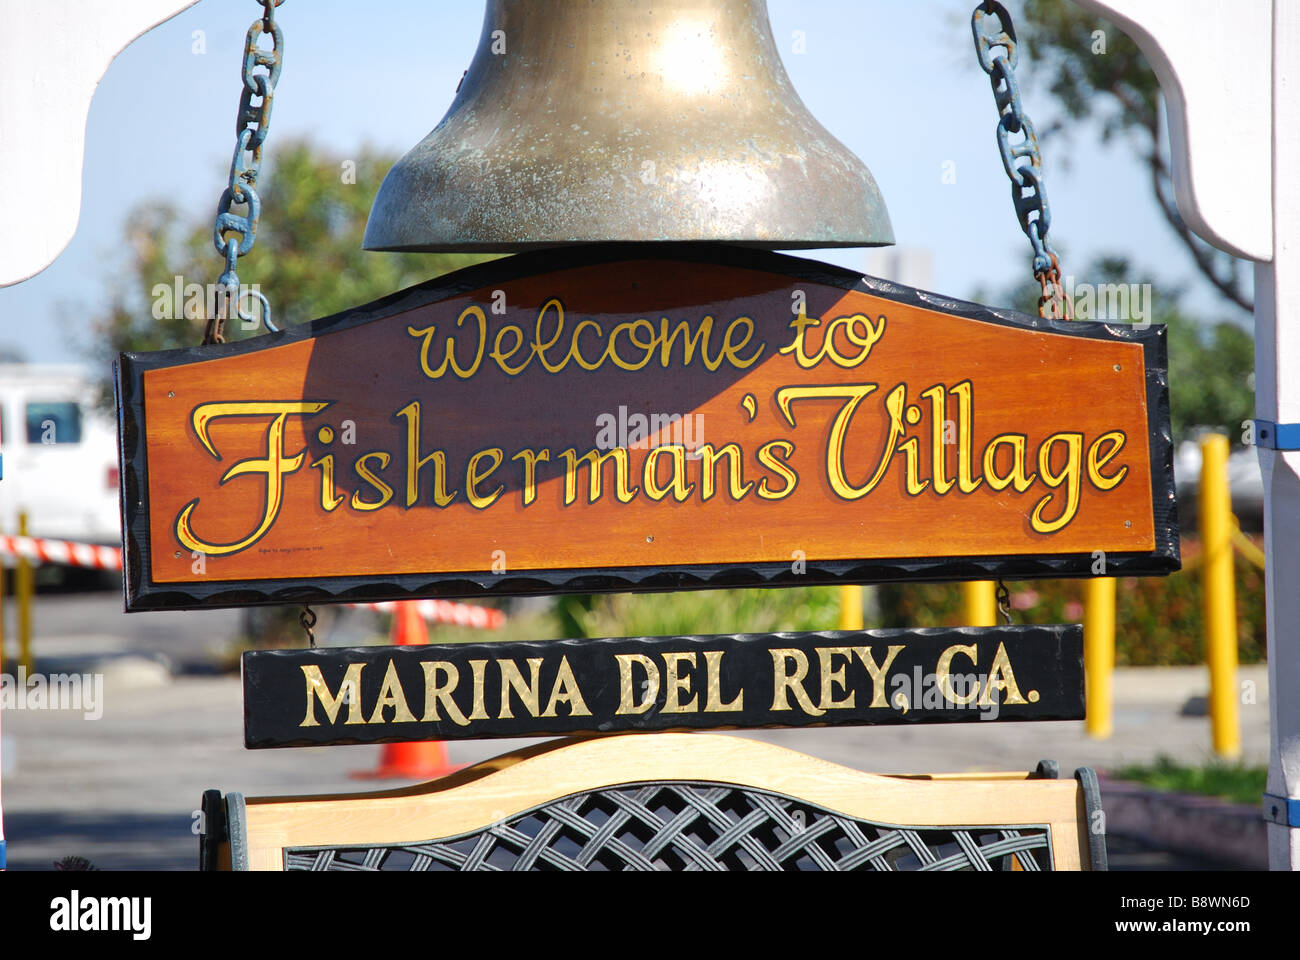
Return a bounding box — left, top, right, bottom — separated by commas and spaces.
0, 0, 201, 287
1077, 0, 1300, 871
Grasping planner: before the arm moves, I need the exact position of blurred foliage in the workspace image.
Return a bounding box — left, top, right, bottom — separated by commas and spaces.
218, 589, 843, 671
99, 139, 499, 658
988, 255, 1254, 447
423, 604, 564, 647
1018, 0, 1253, 313
1019, 0, 1161, 141
87, 138, 496, 402
877, 535, 1266, 666
561, 587, 844, 639
1168, 318, 1255, 447
1111, 756, 1268, 806
979, 2, 1259, 445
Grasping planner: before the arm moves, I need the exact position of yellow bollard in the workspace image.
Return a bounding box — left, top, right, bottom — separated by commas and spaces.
838, 584, 863, 631
1199, 434, 1240, 758
1084, 577, 1116, 739
962, 581, 997, 627
17, 511, 33, 675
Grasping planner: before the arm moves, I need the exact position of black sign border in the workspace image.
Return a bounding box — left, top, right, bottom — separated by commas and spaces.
117, 243, 1178, 611
243, 625, 1085, 747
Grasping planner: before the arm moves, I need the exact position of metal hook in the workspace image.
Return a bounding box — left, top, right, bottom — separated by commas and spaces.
236, 287, 278, 333
995, 580, 1013, 626
300, 604, 318, 647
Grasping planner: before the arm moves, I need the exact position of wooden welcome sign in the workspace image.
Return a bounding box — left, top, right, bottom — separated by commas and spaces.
116, 245, 1177, 610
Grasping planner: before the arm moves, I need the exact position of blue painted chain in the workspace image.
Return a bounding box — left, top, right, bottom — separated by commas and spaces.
204, 0, 284, 344
971, 1, 1072, 320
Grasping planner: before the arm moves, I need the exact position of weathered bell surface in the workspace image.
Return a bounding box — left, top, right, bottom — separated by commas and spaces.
364, 0, 893, 251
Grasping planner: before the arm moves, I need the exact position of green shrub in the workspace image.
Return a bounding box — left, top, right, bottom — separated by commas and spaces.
299, 535, 1267, 670
1111, 756, 1267, 805
876, 535, 1266, 666
560, 585, 844, 639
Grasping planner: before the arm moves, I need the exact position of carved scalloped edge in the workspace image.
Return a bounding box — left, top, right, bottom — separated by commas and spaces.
121, 549, 1181, 611
250, 622, 1079, 649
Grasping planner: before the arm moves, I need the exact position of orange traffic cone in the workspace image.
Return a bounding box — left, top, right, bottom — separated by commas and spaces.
353, 601, 459, 780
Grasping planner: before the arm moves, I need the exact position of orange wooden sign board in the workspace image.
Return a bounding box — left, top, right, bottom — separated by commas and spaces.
116, 246, 1177, 610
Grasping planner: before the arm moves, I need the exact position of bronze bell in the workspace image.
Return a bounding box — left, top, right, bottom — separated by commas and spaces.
364, 0, 893, 251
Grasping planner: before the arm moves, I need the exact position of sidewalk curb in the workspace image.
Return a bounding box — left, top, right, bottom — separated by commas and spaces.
1099, 776, 1266, 870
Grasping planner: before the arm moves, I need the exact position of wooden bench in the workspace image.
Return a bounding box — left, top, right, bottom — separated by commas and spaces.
200, 733, 1106, 871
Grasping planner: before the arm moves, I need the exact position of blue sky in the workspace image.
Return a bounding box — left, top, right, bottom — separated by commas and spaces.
0, 0, 1245, 370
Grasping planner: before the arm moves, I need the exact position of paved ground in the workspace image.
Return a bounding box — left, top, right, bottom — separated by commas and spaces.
0, 592, 1271, 870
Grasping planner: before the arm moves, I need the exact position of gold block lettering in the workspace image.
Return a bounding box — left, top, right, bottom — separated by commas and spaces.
541, 656, 592, 717
300, 663, 365, 727
498, 658, 544, 719
936, 643, 979, 705
368, 659, 416, 724
661, 652, 699, 713
703, 650, 743, 712
979, 642, 1029, 706
817, 647, 856, 710
420, 661, 470, 726
615, 654, 659, 715
852, 645, 904, 708
770, 648, 824, 716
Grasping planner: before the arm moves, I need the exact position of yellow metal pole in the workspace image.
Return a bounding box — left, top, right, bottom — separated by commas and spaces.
17, 511, 33, 675
1200, 434, 1240, 758
838, 585, 863, 631
1084, 577, 1116, 739
962, 581, 997, 626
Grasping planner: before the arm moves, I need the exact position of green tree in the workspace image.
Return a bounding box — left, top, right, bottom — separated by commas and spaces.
1018, 0, 1253, 314
86, 140, 497, 650
87, 139, 493, 396
992, 257, 1254, 446
983, 3, 1256, 445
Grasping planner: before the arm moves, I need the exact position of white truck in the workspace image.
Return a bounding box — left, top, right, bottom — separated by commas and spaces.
0, 365, 121, 550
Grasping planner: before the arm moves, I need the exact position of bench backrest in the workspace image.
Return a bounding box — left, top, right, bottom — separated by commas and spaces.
202, 733, 1106, 871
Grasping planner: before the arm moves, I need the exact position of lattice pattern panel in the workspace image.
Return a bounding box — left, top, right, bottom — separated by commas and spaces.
283, 781, 1054, 871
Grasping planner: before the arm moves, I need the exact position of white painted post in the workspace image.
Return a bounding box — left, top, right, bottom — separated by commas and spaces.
1258, 0, 1300, 870
1075, 0, 1299, 868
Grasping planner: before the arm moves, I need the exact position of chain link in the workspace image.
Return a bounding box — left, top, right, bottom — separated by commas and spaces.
995, 580, 1013, 626
971, 1, 1072, 321
204, 0, 285, 345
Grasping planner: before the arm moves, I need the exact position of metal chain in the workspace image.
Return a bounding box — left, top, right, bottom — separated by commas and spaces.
204, 0, 285, 345
300, 604, 317, 647
995, 580, 1013, 626
971, 1, 1072, 321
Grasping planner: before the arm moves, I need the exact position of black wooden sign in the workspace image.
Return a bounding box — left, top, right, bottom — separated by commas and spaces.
243, 625, 1083, 747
